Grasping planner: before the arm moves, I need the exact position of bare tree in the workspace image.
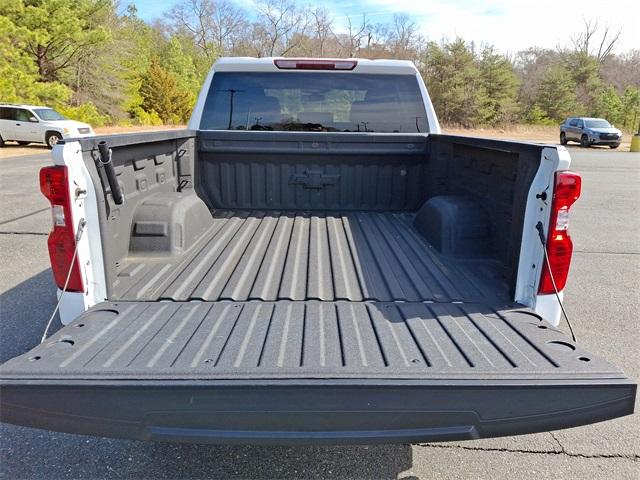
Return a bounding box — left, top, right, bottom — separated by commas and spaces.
514, 48, 561, 106
167, 0, 215, 58
387, 14, 422, 59
254, 0, 308, 57
335, 14, 369, 57
358, 22, 391, 59
211, 0, 249, 53
601, 49, 640, 93
572, 18, 621, 63
166, 0, 248, 58
310, 7, 333, 57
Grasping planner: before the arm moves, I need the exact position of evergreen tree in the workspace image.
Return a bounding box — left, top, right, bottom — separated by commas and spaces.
533, 65, 580, 121
565, 51, 604, 112
8, 0, 110, 83
160, 36, 201, 101
115, 8, 177, 124
422, 39, 482, 127
478, 46, 519, 125
620, 87, 640, 131
592, 86, 624, 124
523, 104, 554, 125
139, 57, 192, 124
0, 0, 71, 104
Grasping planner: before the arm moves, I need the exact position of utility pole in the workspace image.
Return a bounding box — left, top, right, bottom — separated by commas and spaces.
216, 89, 245, 130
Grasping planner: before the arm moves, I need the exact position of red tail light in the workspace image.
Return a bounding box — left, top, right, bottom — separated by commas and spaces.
40, 166, 84, 292
539, 171, 582, 294
274, 59, 357, 70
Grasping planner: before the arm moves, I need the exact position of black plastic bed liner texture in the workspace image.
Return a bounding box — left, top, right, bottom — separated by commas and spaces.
0, 300, 626, 381
112, 211, 508, 303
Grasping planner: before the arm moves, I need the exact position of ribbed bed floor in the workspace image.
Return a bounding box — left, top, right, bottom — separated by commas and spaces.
113, 211, 508, 303
2, 300, 617, 379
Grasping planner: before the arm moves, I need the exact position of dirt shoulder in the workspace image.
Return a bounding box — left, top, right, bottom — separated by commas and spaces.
0, 125, 185, 158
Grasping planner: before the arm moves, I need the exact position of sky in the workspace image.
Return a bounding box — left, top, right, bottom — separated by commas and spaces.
131, 0, 640, 54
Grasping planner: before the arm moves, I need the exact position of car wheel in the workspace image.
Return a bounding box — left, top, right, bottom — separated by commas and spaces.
560, 132, 567, 145
609, 144, 619, 149
46, 132, 62, 149
0, 134, 4, 148
580, 135, 590, 148
17, 141, 30, 146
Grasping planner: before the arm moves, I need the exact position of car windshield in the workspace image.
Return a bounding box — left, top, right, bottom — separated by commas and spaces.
585, 119, 611, 128
33, 108, 66, 121
200, 72, 429, 133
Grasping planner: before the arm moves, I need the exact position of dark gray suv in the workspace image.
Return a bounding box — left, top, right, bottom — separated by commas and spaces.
560, 117, 622, 148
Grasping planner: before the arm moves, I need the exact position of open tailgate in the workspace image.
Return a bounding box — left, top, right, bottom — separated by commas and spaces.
0, 301, 635, 444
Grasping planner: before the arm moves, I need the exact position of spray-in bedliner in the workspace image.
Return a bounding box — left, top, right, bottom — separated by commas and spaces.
112, 211, 508, 304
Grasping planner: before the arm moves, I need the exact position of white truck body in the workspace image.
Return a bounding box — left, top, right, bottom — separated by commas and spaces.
2, 58, 633, 446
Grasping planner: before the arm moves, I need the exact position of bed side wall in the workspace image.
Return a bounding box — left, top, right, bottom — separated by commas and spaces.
427, 135, 542, 289
79, 131, 198, 296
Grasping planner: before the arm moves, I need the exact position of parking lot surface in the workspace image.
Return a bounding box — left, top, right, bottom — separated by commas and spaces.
0, 147, 638, 479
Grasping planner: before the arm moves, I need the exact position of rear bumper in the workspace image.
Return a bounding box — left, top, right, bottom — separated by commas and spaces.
1, 378, 635, 445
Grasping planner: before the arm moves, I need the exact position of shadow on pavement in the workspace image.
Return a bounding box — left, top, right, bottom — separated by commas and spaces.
0, 269, 59, 362
139, 442, 414, 479
0, 142, 48, 150
0, 429, 415, 479
0, 271, 415, 480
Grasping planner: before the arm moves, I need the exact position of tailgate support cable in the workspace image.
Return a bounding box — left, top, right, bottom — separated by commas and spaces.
536, 221, 577, 342
40, 218, 86, 343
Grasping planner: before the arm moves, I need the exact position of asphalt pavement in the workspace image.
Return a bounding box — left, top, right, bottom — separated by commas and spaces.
0, 147, 638, 479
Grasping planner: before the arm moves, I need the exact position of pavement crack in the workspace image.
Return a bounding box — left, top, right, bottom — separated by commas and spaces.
549, 432, 566, 454
0, 231, 48, 236
416, 442, 640, 461
0, 207, 49, 226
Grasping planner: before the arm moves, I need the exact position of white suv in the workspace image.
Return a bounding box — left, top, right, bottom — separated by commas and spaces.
0, 104, 94, 149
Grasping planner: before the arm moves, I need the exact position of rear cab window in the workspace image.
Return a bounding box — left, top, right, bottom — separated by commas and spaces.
200, 72, 429, 133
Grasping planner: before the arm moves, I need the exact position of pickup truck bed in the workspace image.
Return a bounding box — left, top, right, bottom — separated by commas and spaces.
0, 130, 634, 444
113, 210, 507, 303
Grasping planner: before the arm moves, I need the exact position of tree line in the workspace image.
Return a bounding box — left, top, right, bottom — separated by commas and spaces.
1, 0, 638, 129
